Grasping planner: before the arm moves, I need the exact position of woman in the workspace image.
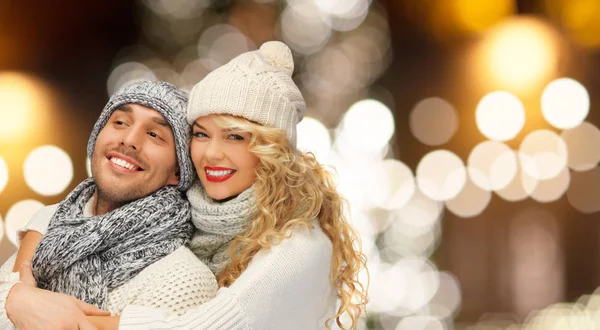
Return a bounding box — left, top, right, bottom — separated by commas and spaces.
3, 41, 368, 329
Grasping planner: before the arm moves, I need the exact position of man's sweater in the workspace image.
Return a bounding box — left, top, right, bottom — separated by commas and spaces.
0, 202, 218, 328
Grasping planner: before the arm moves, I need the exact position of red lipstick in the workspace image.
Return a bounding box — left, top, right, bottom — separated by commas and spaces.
204, 166, 236, 183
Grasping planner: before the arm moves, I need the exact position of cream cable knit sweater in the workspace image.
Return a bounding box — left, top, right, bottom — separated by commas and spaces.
119, 220, 338, 330
0, 201, 218, 329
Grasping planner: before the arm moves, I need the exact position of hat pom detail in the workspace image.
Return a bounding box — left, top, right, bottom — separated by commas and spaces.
259, 41, 294, 76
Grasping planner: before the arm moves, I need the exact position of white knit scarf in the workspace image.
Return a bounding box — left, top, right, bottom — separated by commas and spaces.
186, 181, 254, 275
31, 178, 193, 309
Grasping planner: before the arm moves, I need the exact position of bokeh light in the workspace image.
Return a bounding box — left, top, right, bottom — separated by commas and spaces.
567, 167, 600, 213
0, 156, 7, 194
519, 130, 568, 180
396, 315, 445, 330
297, 117, 332, 164
394, 187, 444, 238
445, 176, 492, 218
451, 0, 515, 33
541, 78, 590, 130
546, 0, 600, 48
4, 200, 45, 246
561, 121, 600, 172
496, 165, 538, 202
106, 62, 157, 96
475, 91, 525, 141
367, 159, 415, 211
280, 2, 332, 55
480, 17, 557, 91
416, 150, 467, 201
339, 99, 395, 152
0, 213, 3, 244
86, 157, 92, 177
468, 140, 518, 191
530, 167, 570, 203
510, 208, 563, 316
24, 145, 74, 196
0, 72, 51, 140
428, 271, 462, 319
409, 97, 459, 146
198, 24, 254, 69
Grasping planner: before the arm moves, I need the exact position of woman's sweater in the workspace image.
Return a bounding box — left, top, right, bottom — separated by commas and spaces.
0, 201, 218, 327
119, 219, 338, 330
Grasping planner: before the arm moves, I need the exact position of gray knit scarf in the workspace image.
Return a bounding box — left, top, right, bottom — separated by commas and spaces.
186, 181, 254, 275
31, 178, 193, 309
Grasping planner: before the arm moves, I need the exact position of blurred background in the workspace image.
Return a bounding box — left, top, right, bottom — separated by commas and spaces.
1, 0, 600, 328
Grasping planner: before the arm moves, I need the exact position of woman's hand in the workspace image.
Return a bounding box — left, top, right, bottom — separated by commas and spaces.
5, 261, 110, 330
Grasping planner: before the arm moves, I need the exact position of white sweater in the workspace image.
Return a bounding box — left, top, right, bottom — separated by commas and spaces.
0, 203, 218, 326
119, 221, 338, 330
0, 207, 338, 329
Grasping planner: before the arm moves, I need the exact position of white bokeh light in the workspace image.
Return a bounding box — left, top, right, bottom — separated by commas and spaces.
541, 78, 590, 130
409, 97, 459, 146
86, 157, 92, 177
367, 159, 415, 211
106, 62, 157, 96
297, 117, 332, 164
496, 165, 538, 202
394, 188, 444, 237
24, 145, 73, 196
281, 2, 332, 55
416, 150, 467, 201
446, 177, 492, 218
519, 129, 568, 180
428, 271, 462, 319
468, 140, 518, 191
396, 316, 445, 330
530, 167, 570, 203
339, 99, 395, 152
476, 91, 526, 141
561, 122, 600, 172
0, 156, 8, 194
5, 200, 45, 246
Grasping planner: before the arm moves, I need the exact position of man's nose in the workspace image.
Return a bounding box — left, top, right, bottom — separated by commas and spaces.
120, 126, 144, 150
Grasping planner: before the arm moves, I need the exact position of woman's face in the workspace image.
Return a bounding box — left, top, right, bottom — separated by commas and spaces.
191, 115, 259, 201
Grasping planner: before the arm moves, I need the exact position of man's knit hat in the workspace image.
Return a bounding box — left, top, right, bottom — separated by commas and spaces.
187, 41, 305, 147
87, 80, 194, 191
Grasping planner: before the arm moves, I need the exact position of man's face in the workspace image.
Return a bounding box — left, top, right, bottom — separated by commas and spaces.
91, 104, 179, 205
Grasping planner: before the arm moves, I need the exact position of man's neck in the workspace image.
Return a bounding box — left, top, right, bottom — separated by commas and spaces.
92, 191, 123, 215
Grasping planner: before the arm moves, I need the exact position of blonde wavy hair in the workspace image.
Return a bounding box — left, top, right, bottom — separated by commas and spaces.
210, 115, 369, 329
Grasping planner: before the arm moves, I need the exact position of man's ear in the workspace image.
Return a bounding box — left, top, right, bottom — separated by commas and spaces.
167, 170, 180, 186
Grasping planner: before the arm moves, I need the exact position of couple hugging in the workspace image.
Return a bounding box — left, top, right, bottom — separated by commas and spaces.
0, 41, 368, 330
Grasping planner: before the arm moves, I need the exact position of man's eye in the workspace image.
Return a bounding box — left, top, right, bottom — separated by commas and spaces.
148, 132, 161, 139
114, 120, 126, 126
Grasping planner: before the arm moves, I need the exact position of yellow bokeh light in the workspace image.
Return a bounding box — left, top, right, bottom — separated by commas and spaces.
481, 17, 557, 92
452, 0, 515, 33
0, 72, 48, 140
476, 91, 525, 142
558, 0, 600, 48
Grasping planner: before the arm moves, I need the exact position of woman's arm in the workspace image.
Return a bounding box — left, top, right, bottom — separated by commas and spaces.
12, 231, 43, 272
119, 223, 334, 330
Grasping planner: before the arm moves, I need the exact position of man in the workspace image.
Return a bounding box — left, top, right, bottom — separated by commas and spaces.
0, 80, 215, 330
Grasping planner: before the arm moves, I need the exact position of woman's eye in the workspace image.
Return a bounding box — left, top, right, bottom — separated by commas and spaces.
228, 134, 244, 141
193, 131, 208, 138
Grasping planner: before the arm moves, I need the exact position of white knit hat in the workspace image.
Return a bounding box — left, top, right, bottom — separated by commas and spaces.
187, 41, 306, 147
